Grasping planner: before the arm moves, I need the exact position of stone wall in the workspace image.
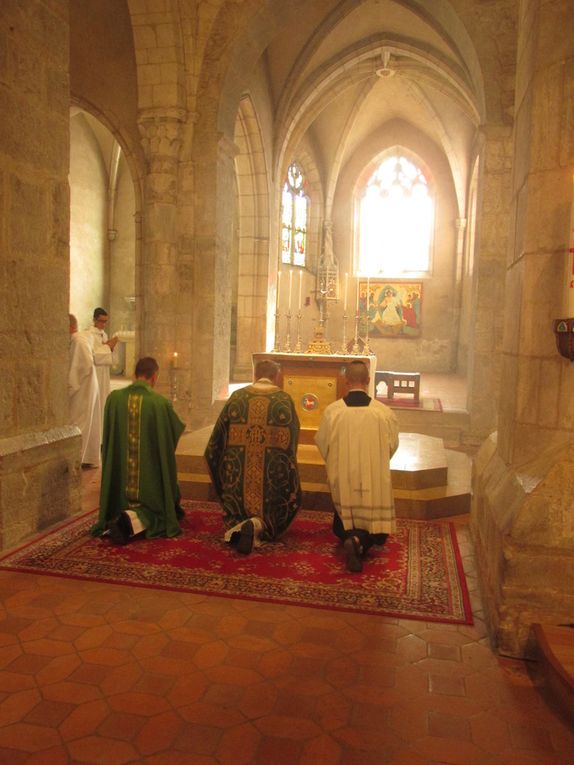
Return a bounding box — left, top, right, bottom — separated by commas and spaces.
472, 0, 574, 657
0, 0, 81, 551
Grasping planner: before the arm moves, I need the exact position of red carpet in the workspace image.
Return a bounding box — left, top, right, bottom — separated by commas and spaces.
376, 395, 442, 411
0, 501, 472, 624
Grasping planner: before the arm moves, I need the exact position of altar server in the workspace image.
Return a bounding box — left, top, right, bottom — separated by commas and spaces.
68, 314, 101, 467
85, 307, 118, 421
205, 359, 301, 554
315, 360, 399, 573
91, 357, 185, 544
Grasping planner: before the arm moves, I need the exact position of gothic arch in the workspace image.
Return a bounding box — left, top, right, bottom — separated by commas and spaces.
232, 96, 270, 377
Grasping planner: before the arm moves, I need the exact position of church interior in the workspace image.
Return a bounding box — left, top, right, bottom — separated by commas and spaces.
1, 0, 574, 760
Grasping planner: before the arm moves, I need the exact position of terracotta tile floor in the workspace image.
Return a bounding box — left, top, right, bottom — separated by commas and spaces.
0, 470, 572, 764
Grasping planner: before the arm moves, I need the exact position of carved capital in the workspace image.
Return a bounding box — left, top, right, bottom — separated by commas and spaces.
138, 108, 187, 161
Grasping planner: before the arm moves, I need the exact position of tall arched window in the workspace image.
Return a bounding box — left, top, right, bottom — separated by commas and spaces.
355, 154, 434, 276
281, 162, 308, 267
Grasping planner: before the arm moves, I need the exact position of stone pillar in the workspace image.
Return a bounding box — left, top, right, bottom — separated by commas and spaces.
472, 0, 574, 657
137, 109, 186, 406
0, 0, 81, 550
466, 127, 513, 441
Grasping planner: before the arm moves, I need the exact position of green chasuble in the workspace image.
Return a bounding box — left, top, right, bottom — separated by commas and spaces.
91, 380, 185, 539
204, 380, 302, 541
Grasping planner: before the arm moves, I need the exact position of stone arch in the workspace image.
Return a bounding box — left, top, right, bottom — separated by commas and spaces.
69, 97, 143, 365
232, 96, 270, 379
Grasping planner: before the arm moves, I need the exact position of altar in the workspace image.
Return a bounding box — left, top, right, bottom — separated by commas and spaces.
252, 352, 376, 443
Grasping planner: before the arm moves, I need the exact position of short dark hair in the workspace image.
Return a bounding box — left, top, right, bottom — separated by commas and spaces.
93, 307, 108, 320
254, 359, 280, 381
135, 357, 159, 380
345, 360, 369, 385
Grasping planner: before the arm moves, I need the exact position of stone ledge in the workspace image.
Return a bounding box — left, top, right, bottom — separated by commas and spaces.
0, 426, 80, 472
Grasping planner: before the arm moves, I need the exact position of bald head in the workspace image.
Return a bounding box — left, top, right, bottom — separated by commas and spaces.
69, 314, 78, 334
345, 360, 369, 389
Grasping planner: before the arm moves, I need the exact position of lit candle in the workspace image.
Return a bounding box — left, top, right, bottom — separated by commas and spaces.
298, 270, 303, 310
172, 351, 178, 369
343, 272, 348, 312
288, 269, 293, 312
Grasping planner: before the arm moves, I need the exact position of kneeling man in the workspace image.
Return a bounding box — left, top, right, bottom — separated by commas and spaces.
204, 359, 301, 554
315, 360, 399, 573
91, 357, 185, 544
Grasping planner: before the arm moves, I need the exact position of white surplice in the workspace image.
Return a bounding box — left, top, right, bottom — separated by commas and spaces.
69, 331, 101, 465
85, 324, 113, 423
315, 398, 399, 534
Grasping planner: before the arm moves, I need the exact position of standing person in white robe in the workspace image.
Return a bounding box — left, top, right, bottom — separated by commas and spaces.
69, 314, 101, 467
315, 360, 399, 573
85, 307, 118, 423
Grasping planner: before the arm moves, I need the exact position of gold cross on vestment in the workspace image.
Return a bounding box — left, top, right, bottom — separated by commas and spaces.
228, 396, 290, 516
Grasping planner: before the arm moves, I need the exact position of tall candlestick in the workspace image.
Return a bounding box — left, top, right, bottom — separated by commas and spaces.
288, 269, 293, 312
298, 270, 303, 310
343, 272, 348, 311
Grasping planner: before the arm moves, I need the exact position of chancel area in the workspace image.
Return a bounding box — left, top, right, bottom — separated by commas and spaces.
1, 0, 574, 759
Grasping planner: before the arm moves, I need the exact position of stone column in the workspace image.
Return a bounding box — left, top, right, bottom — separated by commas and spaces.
137, 109, 186, 406
472, 0, 574, 657
466, 126, 513, 441
0, 0, 81, 550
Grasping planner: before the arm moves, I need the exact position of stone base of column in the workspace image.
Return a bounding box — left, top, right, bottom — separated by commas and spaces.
472, 434, 574, 658
0, 427, 82, 552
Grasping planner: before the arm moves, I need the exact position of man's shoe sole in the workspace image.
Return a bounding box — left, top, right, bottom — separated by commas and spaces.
344, 537, 363, 573
237, 520, 255, 555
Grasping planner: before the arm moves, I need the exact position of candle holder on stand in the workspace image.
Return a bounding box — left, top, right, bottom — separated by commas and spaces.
351, 310, 361, 354
338, 311, 349, 354
169, 356, 178, 402
272, 309, 281, 352
284, 310, 292, 353
294, 310, 303, 353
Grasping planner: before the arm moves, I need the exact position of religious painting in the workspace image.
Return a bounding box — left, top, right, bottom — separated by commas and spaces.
359, 280, 422, 338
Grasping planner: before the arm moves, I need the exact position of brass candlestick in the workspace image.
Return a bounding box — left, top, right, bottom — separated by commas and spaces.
272, 309, 281, 352
338, 311, 349, 354
294, 310, 303, 353
284, 310, 292, 352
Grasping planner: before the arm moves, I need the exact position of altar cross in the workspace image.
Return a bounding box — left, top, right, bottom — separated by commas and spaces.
228, 396, 291, 516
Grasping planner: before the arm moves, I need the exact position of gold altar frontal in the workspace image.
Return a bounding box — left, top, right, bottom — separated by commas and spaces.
252, 352, 377, 444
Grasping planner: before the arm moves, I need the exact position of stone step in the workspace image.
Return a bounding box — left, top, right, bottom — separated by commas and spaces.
177, 429, 470, 520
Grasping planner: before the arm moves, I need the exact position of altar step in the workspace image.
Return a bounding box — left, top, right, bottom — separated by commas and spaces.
390, 407, 471, 450
176, 428, 471, 520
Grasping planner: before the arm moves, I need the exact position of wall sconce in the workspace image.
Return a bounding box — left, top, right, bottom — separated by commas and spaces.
553, 318, 574, 361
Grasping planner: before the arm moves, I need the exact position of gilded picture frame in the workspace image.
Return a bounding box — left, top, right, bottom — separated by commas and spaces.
359, 280, 423, 338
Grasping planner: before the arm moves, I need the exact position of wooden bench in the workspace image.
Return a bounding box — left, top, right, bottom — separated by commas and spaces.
375, 370, 421, 403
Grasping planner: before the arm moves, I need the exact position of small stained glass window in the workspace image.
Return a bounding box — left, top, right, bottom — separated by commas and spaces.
281, 162, 308, 267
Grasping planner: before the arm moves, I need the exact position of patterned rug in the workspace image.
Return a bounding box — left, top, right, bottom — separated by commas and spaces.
0, 501, 472, 624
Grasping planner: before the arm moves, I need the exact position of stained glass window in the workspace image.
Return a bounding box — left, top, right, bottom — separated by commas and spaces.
281, 163, 308, 267
356, 155, 433, 276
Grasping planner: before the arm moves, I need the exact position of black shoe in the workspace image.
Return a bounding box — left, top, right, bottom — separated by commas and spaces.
108, 512, 133, 546
344, 536, 363, 573
236, 520, 255, 555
